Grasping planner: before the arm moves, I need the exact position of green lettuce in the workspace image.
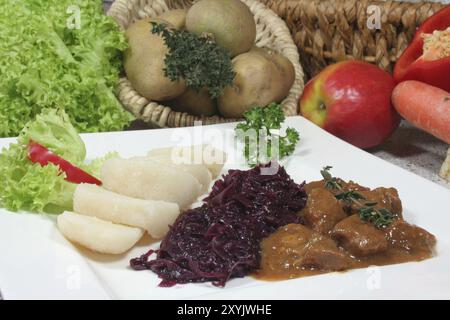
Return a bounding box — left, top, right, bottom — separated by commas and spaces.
0, 141, 76, 213
0, 0, 133, 138
19, 109, 86, 164
0, 109, 117, 213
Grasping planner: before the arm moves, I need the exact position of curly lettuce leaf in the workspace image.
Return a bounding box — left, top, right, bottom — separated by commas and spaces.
18, 109, 86, 164
0, 143, 75, 213
0, 0, 133, 138
0, 109, 120, 214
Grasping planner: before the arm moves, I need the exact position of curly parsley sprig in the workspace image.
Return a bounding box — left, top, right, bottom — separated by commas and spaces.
235, 103, 300, 166
151, 22, 235, 98
320, 166, 395, 229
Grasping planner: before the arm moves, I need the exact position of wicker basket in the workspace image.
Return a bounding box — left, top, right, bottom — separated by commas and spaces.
259, 0, 446, 79
107, 0, 304, 128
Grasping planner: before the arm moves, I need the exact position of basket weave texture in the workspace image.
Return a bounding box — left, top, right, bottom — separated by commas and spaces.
108, 0, 304, 128
260, 0, 446, 79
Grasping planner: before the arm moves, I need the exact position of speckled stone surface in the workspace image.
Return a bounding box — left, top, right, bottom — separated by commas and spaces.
371, 121, 449, 189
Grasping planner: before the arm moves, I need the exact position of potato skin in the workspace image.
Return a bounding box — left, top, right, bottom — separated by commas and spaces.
124, 18, 186, 101
158, 9, 187, 30
168, 87, 217, 116
250, 47, 295, 101
185, 0, 256, 57
218, 49, 295, 118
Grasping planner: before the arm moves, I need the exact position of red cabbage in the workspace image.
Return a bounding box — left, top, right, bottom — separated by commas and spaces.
130, 163, 307, 287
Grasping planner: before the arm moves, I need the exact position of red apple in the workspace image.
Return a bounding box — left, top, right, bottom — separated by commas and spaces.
299, 61, 400, 149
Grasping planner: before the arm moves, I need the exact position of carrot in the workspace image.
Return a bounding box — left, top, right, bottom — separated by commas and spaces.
392, 80, 450, 144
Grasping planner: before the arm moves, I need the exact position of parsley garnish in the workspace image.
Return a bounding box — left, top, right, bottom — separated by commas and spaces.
320, 166, 394, 228
235, 103, 300, 166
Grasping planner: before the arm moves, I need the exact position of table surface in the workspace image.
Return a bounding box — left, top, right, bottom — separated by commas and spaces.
102, 1, 449, 190
371, 121, 448, 189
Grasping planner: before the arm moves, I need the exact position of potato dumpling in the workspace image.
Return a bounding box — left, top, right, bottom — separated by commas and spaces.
57, 211, 144, 255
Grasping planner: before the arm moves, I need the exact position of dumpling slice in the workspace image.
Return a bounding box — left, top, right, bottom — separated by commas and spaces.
147, 144, 227, 178
73, 184, 180, 238
101, 157, 201, 209
142, 155, 212, 191
57, 211, 144, 255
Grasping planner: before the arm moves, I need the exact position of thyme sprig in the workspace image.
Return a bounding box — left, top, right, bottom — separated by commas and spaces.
320, 166, 394, 228
151, 22, 235, 98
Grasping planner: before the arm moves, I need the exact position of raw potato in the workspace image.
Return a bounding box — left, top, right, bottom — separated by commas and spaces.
168, 87, 217, 116
185, 0, 256, 57
147, 145, 227, 178
250, 47, 295, 101
101, 157, 202, 209
144, 155, 212, 191
57, 211, 144, 255
218, 49, 295, 118
124, 18, 186, 101
158, 9, 187, 30
73, 184, 180, 238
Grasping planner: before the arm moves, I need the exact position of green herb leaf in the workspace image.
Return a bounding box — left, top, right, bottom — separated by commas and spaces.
335, 190, 366, 202
364, 202, 378, 207
151, 23, 235, 98
321, 166, 395, 228
320, 166, 333, 181
359, 207, 394, 229
279, 128, 300, 158
235, 103, 300, 166
320, 166, 341, 190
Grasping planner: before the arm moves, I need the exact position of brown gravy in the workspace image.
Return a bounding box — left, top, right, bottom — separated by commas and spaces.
255, 180, 436, 281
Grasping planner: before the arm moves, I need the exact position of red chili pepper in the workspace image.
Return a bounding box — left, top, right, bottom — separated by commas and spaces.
28, 141, 102, 185
393, 5, 450, 92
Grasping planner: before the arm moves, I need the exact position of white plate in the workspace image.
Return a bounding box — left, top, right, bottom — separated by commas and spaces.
1, 116, 449, 300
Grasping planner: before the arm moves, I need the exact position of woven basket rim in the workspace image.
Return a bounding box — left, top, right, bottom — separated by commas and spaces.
108, 0, 304, 128
259, 0, 447, 79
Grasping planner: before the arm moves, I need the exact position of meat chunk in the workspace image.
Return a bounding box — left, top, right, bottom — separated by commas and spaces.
300, 188, 347, 234
352, 187, 403, 219
273, 223, 312, 251
341, 180, 370, 192
385, 219, 436, 253
304, 181, 326, 194
260, 224, 352, 273
332, 214, 388, 257
301, 235, 352, 271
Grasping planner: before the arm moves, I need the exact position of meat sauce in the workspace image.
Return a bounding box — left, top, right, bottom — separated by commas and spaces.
255, 180, 436, 281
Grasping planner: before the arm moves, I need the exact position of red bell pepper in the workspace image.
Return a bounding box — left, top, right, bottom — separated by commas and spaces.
393, 5, 450, 91
28, 141, 102, 185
